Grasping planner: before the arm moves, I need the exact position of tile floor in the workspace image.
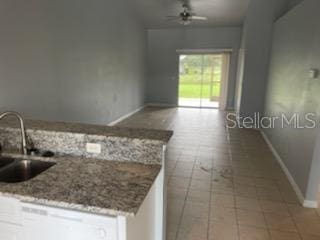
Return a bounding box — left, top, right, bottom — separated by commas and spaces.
117, 107, 320, 240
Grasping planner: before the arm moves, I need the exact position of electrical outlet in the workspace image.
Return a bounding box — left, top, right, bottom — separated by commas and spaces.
309, 68, 319, 79
86, 143, 101, 154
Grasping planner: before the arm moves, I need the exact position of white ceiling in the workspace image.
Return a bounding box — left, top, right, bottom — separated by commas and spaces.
131, 0, 251, 28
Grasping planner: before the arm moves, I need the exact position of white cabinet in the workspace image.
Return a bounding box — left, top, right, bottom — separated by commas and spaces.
21, 202, 118, 240
0, 197, 22, 240
123, 162, 165, 240
0, 222, 21, 240
0, 197, 118, 240
0, 162, 165, 240
0, 197, 21, 225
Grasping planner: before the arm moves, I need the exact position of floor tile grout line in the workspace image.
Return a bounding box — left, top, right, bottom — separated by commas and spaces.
259, 194, 273, 239
119, 107, 318, 240
285, 202, 306, 240
165, 152, 179, 240
227, 131, 241, 240
236, 143, 301, 239
229, 144, 240, 240
206, 153, 214, 240
173, 156, 196, 240
255, 160, 301, 239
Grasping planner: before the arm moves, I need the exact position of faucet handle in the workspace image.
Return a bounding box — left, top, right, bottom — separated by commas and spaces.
26, 134, 33, 149
28, 148, 40, 156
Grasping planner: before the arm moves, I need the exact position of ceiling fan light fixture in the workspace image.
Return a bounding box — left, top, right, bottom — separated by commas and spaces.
180, 19, 191, 25
165, 3, 207, 25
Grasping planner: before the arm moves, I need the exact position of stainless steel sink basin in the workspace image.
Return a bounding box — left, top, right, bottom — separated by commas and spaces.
0, 158, 56, 183
0, 157, 15, 168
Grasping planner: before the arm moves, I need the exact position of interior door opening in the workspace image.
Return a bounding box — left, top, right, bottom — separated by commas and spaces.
178, 53, 229, 109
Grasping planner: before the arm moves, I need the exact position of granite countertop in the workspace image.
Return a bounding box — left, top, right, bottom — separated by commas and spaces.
0, 118, 173, 143
0, 154, 161, 217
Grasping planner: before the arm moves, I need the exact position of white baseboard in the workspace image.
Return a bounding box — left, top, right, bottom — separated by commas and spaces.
260, 130, 318, 208
146, 103, 236, 111
303, 200, 318, 208
108, 105, 145, 126
146, 103, 178, 108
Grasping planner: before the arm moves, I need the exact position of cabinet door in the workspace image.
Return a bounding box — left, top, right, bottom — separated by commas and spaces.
23, 220, 117, 240
21, 203, 118, 240
68, 225, 117, 240
0, 222, 22, 240
23, 219, 70, 240
0, 197, 21, 224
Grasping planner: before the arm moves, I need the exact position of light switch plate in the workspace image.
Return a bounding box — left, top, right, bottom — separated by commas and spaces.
86, 143, 101, 154
309, 68, 319, 79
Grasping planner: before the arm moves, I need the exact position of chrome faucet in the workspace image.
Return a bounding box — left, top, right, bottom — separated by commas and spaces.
0, 111, 27, 155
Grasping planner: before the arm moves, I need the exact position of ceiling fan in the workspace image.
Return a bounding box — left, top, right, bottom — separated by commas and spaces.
166, 3, 208, 25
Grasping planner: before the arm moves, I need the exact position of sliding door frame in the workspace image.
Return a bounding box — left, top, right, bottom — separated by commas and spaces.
176, 49, 232, 110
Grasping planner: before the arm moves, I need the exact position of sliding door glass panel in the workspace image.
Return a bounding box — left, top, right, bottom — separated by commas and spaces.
178, 54, 223, 108
201, 55, 222, 108
178, 55, 202, 107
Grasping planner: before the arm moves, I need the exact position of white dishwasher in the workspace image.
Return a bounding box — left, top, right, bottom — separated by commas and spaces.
21, 202, 118, 240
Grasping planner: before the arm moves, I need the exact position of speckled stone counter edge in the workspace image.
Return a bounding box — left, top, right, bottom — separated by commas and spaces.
0, 118, 173, 142
0, 153, 162, 217
0, 127, 166, 164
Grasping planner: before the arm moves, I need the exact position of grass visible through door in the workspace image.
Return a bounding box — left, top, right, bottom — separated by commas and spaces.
178, 54, 223, 108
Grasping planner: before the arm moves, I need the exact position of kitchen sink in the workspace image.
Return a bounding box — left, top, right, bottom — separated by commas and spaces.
0, 158, 56, 183
0, 157, 15, 168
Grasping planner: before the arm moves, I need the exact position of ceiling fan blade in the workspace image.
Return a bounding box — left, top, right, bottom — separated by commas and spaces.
166, 18, 181, 22
166, 16, 181, 19
190, 16, 208, 20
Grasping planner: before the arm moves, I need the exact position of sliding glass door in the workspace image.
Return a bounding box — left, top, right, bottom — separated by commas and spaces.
178, 53, 228, 109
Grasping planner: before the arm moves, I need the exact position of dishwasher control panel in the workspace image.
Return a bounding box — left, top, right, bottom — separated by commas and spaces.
21, 202, 118, 240
0, 199, 120, 240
